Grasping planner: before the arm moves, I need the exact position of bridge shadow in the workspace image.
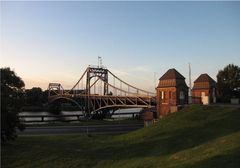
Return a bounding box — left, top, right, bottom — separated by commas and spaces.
183, 149, 240, 168
92, 108, 240, 161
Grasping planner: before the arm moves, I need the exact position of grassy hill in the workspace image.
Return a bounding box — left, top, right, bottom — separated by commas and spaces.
2, 105, 240, 168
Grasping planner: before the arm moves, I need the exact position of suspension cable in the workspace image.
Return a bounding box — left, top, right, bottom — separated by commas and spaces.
108, 70, 155, 95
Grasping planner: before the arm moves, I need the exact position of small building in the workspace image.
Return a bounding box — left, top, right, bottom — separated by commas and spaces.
143, 111, 154, 127
140, 107, 157, 127
192, 74, 217, 105
156, 68, 188, 117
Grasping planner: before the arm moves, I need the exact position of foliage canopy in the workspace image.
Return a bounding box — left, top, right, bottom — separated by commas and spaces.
217, 64, 240, 101
1, 67, 25, 143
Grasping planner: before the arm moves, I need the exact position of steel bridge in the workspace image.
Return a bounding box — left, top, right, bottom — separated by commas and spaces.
48, 65, 156, 118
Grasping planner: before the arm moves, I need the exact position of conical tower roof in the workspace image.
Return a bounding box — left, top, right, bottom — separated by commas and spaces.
194, 73, 216, 83
159, 68, 185, 80
157, 68, 187, 88
192, 73, 216, 90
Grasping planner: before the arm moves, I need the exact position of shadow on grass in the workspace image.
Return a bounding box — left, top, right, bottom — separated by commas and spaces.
184, 148, 240, 168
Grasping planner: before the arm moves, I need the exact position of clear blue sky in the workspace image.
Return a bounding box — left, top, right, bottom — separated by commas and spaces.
1, 1, 240, 91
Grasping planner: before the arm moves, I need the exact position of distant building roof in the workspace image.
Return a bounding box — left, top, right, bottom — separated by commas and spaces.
192, 74, 216, 90
194, 74, 216, 83
159, 68, 185, 80
157, 68, 188, 88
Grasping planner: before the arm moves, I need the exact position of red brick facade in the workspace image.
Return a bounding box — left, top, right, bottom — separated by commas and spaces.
156, 69, 188, 117
192, 74, 216, 104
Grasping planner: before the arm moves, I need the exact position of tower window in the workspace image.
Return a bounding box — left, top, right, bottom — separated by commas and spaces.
161, 91, 164, 99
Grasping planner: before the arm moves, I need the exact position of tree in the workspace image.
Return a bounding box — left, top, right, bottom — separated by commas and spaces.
217, 64, 240, 102
1, 67, 25, 143
25, 87, 43, 106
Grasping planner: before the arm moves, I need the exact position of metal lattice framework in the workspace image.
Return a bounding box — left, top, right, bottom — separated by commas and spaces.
48, 65, 156, 117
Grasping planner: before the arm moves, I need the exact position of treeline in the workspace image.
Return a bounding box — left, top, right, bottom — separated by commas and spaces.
22, 87, 48, 111
22, 87, 80, 112
21, 87, 80, 113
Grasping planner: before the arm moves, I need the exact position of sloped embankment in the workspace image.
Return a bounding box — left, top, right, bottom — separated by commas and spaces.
2, 105, 240, 168
99, 105, 240, 168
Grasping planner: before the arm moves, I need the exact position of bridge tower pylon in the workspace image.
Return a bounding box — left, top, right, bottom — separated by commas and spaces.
86, 66, 108, 95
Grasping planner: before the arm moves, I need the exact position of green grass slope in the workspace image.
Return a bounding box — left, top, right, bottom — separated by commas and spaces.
2, 105, 240, 168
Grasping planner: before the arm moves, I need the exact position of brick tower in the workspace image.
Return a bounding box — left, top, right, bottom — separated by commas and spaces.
156, 68, 188, 117
192, 73, 216, 105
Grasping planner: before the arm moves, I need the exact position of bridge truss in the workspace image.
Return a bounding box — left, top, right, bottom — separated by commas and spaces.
48, 65, 156, 118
